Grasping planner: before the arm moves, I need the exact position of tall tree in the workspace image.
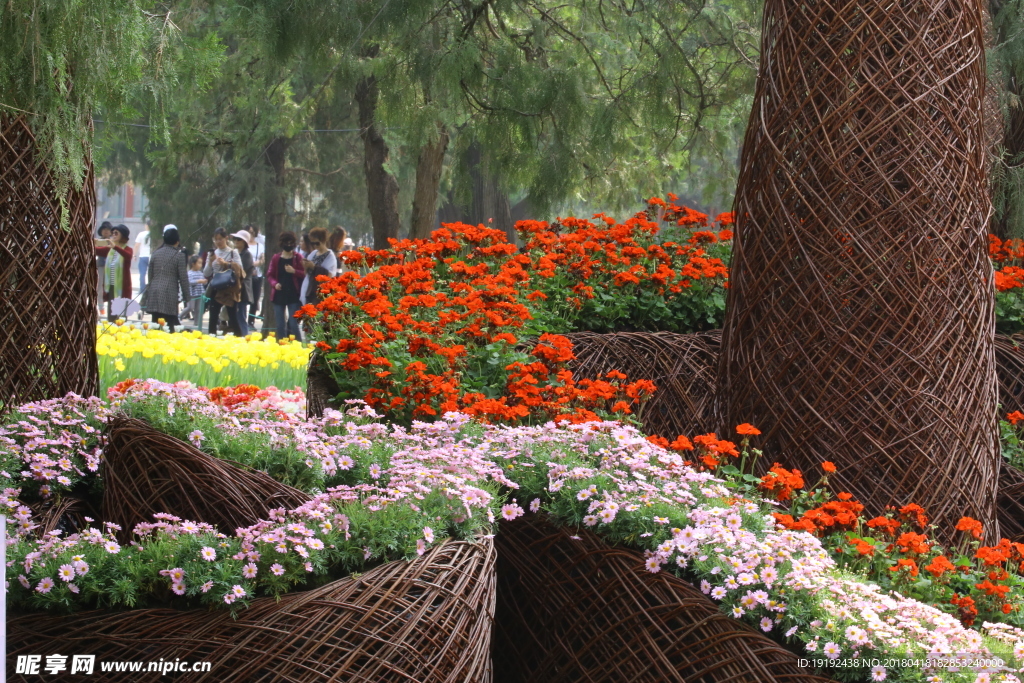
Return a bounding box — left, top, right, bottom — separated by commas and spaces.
244, 0, 759, 241
100, 2, 379, 328
989, 0, 1024, 237
0, 0, 185, 407
0, 0, 182, 223
355, 48, 403, 248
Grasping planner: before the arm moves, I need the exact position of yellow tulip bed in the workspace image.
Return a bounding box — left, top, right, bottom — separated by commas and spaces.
96, 322, 309, 393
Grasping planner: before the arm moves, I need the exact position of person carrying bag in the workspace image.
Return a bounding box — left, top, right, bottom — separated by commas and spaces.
300, 226, 338, 307
203, 227, 244, 336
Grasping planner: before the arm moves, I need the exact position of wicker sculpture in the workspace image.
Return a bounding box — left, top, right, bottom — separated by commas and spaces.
0, 116, 98, 413
102, 416, 310, 538
10, 537, 496, 683
566, 331, 720, 439
717, 0, 1000, 539
999, 462, 1024, 542
492, 516, 833, 683
996, 334, 1024, 414
306, 352, 336, 419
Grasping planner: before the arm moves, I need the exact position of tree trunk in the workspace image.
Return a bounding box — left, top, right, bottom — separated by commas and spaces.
409, 124, 449, 240
717, 0, 999, 543
988, 0, 1023, 238
262, 136, 288, 334
436, 143, 514, 242
355, 71, 401, 249
0, 116, 98, 412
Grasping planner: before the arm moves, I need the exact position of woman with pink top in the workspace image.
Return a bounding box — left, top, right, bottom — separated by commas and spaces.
267, 231, 305, 340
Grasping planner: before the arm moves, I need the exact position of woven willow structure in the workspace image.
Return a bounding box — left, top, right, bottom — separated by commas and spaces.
999, 462, 1024, 542
10, 537, 496, 683
717, 0, 1000, 538
0, 116, 98, 413
102, 416, 310, 538
307, 352, 336, 419
493, 516, 833, 683
995, 333, 1024, 414
567, 331, 720, 439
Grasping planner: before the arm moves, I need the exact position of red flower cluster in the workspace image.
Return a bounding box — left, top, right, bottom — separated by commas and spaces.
759, 464, 804, 502
950, 593, 979, 626
770, 484, 1023, 625
300, 222, 656, 425
207, 384, 264, 408
691, 432, 739, 469
990, 235, 1024, 263
773, 493, 864, 534
518, 202, 730, 314
995, 266, 1024, 292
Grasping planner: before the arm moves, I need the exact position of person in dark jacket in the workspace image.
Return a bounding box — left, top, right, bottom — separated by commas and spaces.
266, 231, 305, 340
141, 228, 190, 332
230, 229, 255, 336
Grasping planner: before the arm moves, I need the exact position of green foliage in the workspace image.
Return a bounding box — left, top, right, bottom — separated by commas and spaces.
989, 0, 1024, 238
119, 394, 323, 491
101, 0, 760, 242
0, 0, 206, 227
1002, 416, 1024, 469
997, 288, 1024, 334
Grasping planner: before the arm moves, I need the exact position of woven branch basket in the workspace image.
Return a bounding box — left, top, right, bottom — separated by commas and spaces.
996, 334, 1024, 414
306, 352, 336, 419
566, 330, 721, 439
572, 330, 1024, 442
101, 416, 310, 539
999, 462, 1024, 542
0, 116, 98, 414
9, 536, 496, 683
717, 0, 1000, 541
492, 515, 833, 683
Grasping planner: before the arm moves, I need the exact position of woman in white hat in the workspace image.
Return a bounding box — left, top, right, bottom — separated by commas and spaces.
230, 229, 255, 335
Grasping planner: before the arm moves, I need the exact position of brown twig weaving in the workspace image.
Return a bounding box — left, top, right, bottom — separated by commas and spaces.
0, 116, 98, 413
101, 416, 310, 538
567, 331, 720, 439
995, 334, 1024, 414
716, 0, 1000, 540
492, 515, 833, 682
9, 537, 496, 682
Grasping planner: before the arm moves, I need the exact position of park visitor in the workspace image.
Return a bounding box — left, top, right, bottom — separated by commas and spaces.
95, 222, 113, 314
328, 226, 346, 255
267, 230, 305, 341
203, 227, 243, 337
134, 225, 153, 296
181, 255, 207, 324
231, 229, 256, 336
94, 224, 133, 322
141, 227, 190, 332
245, 224, 266, 328
300, 226, 338, 307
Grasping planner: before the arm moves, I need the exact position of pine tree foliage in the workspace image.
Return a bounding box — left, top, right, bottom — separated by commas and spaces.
990, 0, 1024, 237
99, 2, 374, 246
0, 0, 195, 226
243, 0, 761, 214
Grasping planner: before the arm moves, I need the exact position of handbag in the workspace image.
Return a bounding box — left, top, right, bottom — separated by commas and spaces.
305, 265, 330, 306
208, 268, 236, 293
